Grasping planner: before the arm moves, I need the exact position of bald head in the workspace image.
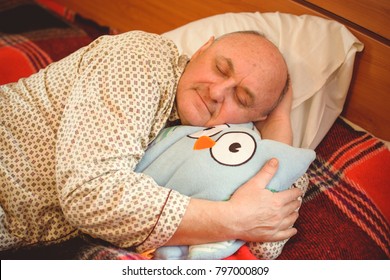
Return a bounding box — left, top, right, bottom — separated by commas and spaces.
214, 31, 290, 114
176, 30, 290, 126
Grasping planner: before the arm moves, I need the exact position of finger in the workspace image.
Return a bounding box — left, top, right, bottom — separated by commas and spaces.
296, 196, 303, 212
279, 211, 300, 230
275, 187, 303, 204
248, 158, 279, 189
268, 227, 298, 242
277, 199, 302, 220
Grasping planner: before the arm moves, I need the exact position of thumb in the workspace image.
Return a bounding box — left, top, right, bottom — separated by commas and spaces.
248, 158, 278, 189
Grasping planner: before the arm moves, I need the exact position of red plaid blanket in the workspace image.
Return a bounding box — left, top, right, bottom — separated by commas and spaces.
1, 0, 389, 260
0, 0, 111, 85
278, 118, 390, 259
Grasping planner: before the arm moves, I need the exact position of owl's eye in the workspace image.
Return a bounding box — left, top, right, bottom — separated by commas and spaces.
211, 132, 256, 166
188, 124, 230, 139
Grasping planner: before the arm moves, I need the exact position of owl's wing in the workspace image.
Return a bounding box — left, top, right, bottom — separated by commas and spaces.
259, 140, 316, 192
135, 125, 203, 172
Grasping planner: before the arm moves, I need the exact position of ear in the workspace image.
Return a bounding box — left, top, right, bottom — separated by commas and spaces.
191, 36, 215, 59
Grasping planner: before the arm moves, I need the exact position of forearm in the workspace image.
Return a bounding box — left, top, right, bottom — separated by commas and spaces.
256, 86, 293, 145
257, 116, 292, 145
165, 198, 235, 246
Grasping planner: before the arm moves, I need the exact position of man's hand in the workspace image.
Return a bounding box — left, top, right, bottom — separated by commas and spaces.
226, 158, 302, 242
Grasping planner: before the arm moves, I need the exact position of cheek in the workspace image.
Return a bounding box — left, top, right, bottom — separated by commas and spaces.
218, 106, 254, 124
176, 92, 207, 126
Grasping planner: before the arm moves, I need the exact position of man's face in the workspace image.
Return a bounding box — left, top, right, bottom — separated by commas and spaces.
176, 34, 287, 127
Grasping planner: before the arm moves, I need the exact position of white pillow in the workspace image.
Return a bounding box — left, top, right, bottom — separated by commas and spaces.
162, 12, 363, 149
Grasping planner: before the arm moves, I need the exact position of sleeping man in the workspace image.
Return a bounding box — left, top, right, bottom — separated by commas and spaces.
135, 123, 315, 259
1, 30, 304, 256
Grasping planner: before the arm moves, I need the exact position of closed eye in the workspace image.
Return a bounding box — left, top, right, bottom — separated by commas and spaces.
235, 91, 250, 108
215, 56, 232, 77
216, 64, 228, 77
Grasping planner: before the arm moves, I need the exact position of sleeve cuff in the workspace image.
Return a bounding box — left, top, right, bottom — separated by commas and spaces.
135, 189, 190, 253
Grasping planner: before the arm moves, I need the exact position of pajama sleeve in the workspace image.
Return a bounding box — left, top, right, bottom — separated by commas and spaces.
55, 31, 190, 252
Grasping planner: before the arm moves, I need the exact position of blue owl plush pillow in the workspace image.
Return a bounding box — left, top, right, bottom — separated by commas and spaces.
135, 123, 316, 259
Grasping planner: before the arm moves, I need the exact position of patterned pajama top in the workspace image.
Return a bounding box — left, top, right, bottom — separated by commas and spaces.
0, 31, 190, 253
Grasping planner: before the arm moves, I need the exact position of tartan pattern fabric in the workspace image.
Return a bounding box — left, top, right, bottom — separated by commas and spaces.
1, 34, 52, 73
278, 118, 390, 259
0, 0, 110, 85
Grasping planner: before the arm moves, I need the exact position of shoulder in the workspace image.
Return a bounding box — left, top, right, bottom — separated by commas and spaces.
77, 31, 181, 77
123, 31, 177, 47
90, 31, 179, 58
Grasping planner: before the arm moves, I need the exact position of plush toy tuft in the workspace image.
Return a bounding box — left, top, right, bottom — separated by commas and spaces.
135, 123, 316, 259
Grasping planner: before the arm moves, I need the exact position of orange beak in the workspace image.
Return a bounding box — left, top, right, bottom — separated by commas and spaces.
193, 136, 216, 150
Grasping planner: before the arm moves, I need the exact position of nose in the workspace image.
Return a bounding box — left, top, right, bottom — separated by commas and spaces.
193, 136, 216, 150
209, 79, 235, 103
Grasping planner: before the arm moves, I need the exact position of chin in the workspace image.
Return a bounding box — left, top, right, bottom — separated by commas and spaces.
178, 104, 208, 127
181, 113, 206, 126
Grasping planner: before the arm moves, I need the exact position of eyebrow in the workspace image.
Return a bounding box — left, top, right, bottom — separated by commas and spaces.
217, 55, 256, 107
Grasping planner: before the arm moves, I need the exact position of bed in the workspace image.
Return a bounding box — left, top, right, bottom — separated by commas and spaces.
0, 0, 389, 260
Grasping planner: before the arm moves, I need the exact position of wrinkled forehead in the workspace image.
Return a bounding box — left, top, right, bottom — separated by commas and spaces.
214, 33, 287, 75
